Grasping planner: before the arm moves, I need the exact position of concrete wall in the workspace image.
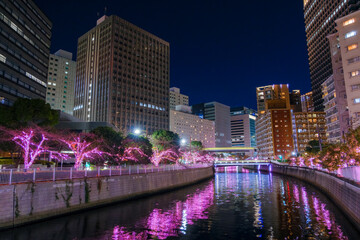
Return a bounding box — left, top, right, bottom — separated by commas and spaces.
0, 167, 214, 230
250, 164, 360, 232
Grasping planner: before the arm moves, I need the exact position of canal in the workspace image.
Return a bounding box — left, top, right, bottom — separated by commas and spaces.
0, 169, 359, 239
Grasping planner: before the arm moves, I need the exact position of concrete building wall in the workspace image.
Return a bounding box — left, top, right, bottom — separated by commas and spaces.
335, 11, 360, 129
0, 167, 214, 230
326, 33, 350, 142
46, 50, 76, 115
170, 110, 215, 148
169, 87, 189, 110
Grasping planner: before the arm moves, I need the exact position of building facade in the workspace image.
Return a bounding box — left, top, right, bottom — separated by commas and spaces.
46, 50, 76, 115
0, 0, 52, 106
301, 91, 314, 113
335, 11, 360, 129
74, 15, 170, 134
256, 84, 294, 159
169, 87, 189, 110
192, 102, 231, 147
303, 0, 360, 111
230, 106, 257, 147
170, 106, 215, 148
292, 112, 327, 153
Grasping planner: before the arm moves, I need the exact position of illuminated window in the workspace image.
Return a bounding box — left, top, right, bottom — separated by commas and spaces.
343, 18, 355, 26
345, 31, 357, 39
354, 98, 360, 104
350, 70, 360, 77
347, 44, 358, 51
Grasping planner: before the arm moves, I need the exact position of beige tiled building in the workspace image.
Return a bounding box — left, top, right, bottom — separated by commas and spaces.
170, 106, 215, 148
74, 15, 169, 134
292, 112, 327, 153
46, 50, 76, 115
169, 87, 189, 110
335, 11, 360, 129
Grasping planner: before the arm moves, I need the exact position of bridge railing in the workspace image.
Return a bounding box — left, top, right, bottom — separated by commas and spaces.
214, 159, 271, 165
0, 163, 212, 185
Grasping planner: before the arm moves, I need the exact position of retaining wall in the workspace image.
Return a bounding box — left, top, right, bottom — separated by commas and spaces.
248, 164, 360, 232
0, 167, 214, 230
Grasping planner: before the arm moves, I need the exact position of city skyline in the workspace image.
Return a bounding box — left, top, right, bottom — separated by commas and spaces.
33, 0, 310, 110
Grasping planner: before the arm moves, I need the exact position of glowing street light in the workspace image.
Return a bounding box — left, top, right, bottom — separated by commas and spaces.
134, 128, 141, 135
181, 139, 187, 146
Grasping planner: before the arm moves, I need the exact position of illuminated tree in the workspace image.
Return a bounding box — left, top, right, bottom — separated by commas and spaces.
1, 126, 49, 169
116, 147, 148, 163
60, 132, 106, 169
150, 148, 179, 166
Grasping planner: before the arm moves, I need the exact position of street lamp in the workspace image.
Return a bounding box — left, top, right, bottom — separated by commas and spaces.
180, 139, 187, 146
134, 128, 141, 135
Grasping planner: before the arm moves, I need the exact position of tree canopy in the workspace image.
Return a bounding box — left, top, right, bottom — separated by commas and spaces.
151, 130, 180, 151
0, 98, 59, 128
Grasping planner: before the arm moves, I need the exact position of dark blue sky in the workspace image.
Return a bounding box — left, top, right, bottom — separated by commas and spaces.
34, 0, 310, 110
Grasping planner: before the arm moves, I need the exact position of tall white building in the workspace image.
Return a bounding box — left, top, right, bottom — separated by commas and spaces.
170, 105, 215, 148
169, 87, 189, 110
46, 50, 76, 115
335, 11, 360, 129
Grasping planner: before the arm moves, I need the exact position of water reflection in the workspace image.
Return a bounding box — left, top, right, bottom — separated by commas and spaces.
110, 182, 214, 239
0, 171, 358, 240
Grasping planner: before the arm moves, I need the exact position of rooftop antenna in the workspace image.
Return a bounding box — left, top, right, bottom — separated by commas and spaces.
104, 6, 107, 16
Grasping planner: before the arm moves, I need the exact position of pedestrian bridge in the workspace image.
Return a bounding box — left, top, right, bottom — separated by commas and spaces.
214, 159, 271, 167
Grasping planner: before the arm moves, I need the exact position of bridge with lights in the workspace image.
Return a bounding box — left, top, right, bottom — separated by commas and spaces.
214, 159, 271, 167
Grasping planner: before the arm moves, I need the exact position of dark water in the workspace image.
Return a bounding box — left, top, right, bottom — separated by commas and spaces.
1, 170, 359, 240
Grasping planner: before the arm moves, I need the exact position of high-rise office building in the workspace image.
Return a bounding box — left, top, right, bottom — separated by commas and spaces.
170, 105, 215, 148
0, 0, 52, 106
169, 87, 189, 110
46, 50, 76, 115
74, 15, 170, 134
334, 11, 360, 129
303, 0, 360, 111
301, 91, 314, 113
192, 102, 231, 147
230, 106, 257, 147
256, 84, 294, 159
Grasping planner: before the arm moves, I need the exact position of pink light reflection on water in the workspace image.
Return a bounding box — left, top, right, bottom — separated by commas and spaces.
110, 182, 215, 239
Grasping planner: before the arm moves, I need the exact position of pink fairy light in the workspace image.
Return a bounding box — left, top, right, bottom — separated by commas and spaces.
150, 148, 179, 166
61, 134, 106, 169
10, 128, 48, 169
116, 147, 148, 162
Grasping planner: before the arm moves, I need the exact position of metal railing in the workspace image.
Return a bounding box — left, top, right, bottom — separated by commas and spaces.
214, 160, 270, 165
0, 163, 212, 185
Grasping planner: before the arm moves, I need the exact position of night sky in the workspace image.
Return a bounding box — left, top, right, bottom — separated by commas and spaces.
34, 0, 310, 110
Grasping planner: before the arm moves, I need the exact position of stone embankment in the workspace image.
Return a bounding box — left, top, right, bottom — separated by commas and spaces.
0, 167, 214, 229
